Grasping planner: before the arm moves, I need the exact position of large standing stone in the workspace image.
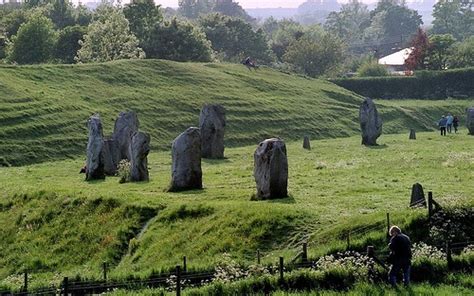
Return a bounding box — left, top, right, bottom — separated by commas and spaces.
112, 111, 139, 162
253, 138, 288, 199
303, 136, 311, 150
409, 129, 416, 140
103, 138, 118, 176
467, 107, 474, 135
359, 98, 382, 146
169, 127, 202, 191
129, 132, 151, 182
199, 104, 226, 158
410, 183, 426, 207
86, 114, 105, 181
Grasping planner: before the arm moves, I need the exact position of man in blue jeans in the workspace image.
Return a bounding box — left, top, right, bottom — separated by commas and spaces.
388, 226, 412, 286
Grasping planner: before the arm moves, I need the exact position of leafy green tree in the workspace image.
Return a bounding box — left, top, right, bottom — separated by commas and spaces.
448, 37, 474, 69
425, 34, 456, 70
267, 19, 305, 61
123, 0, 163, 44
432, 0, 473, 41
46, 0, 75, 29
1, 9, 30, 38
73, 3, 93, 26
213, 0, 253, 22
76, 4, 144, 63
54, 25, 86, 63
6, 14, 57, 64
199, 13, 273, 63
283, 33, 345, 77
144, 18, 212, 62
178, 0, 213, 19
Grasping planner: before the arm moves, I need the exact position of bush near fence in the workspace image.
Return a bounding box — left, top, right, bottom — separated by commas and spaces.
331, 68, 474, 99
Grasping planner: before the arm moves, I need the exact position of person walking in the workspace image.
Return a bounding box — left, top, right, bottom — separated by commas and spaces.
438, 116, 447, 136
453, 115, 459, 133
446, 113, 454, 133
387, 226, 412, 287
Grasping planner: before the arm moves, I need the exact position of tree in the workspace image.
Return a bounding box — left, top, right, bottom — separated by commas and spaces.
76, 4, 144, 63
6, 14, 57, 64
283, 33, 345, 77
265, 19, 304, 61
425, 34, 456, 70
405, 28, 429, 71
178, 0, 213, 19
432, 0, 473, 41
213, 0, 253, 22
1, 9, 30, 38
123, 0, 162, 44
144, 18, 212, 62
46, 0, 75, 29
73, 3, 93, 26
448, 37, 474, 69
54, 25, 86, 63
199, 13, 273, 63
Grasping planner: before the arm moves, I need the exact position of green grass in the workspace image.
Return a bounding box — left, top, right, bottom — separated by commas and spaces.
0, 59, 471, 166
0, 131, 473, 290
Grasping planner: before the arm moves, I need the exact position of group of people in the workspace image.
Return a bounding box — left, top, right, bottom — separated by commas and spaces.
438, 113, 459, 136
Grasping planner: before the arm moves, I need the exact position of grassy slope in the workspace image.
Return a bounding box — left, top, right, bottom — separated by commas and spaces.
1, 131, 473, 289
0, 59, 471, 166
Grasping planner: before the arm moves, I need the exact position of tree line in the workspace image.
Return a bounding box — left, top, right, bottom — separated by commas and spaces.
0, 0, 472, 77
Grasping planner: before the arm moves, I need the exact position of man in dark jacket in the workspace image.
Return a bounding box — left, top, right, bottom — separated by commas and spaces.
388, 225, 412, 286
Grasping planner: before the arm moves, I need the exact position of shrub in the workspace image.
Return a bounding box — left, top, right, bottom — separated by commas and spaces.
357, 61, 389, 77
117, 160, 131, 183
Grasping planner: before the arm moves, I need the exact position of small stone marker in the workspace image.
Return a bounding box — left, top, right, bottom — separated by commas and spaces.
467, 107, 474, 135
253, 138, 288, 199
303, 136, 311, 150
130, 131, 150, 182
112, 111, 139, 162
103, 138, 118, 176
410, 183, 426, 207
86, 114, 105, 181
409, 129, 416, 140
169, 127, 202, 191
359, 98, 382, 146
199, 104, 226, 159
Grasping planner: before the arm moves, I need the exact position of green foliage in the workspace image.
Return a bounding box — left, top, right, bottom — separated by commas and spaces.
200, 13, 273, 63
6, 14, 57, 64
144, 18, 212, 62
123, 0, 163, 46
76, 4, 144, 63
178, 0, 251, 21
0, 8, 30, 38
432, 0, 473, 41
283, 33, 345, 77
449, 37, 474, 69
425, 34, 456, 70
45, 0, 75, 29
54, 25, 86, 63
117, 159, 131, 183
356, 60, 388, 77
333, 67, 474, 99
262, 18, 304, 61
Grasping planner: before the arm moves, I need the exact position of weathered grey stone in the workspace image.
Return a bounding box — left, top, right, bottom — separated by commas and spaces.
129, 132, 150, 182
112, 111, 139, 163
253, 138, 288, 199
169, 127, 202, 191
86, 114, 105, 181
359, 98, 382, 146
199, 104, 226, 158
467, 107, 474, 135
410, 183, 426, 207
303, 136, 311, 150
409, 129, 416, 140
103, 138, 118, 176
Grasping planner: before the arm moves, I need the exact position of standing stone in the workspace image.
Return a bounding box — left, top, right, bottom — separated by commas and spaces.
467, 107, 474, 135
199, 104, 226, 158
86, 114, 105, 181
129, 131, 150, 182
410, 183, 426, 207
103, 138, 118, 176
359, 98, 382, 146
409, 129, 416, 140
253, 138, 288, 200
112, 111, 139, 163
169, 127, 202, 191
303, 136, 311, 150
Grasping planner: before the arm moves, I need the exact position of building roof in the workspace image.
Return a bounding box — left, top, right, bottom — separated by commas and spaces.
378, 48, 413, 66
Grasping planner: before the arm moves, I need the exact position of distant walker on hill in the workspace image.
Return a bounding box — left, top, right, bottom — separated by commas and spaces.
242, 56, 259, 71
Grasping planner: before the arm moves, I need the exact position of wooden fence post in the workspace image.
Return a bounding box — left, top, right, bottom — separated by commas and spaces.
366, 246, 375, 282
302, 242, 308, 262
176, 265, 181, 296
103, 261, 107, 281
63, 277, 68, 296
23, 271, 28, 294
346, 232, 351, 250
428, 191, 433, 221
183, 256, 187, 273
279, 257, 284, 282
386, 212, 390, 240
446, 241, 452, 269
257, 249, 261, 265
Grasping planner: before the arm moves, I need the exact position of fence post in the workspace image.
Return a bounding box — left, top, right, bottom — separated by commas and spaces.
257, 249, 261, 265
279, 257, 284, 282
366, 246, 375, 282
386, 212, 390, 240
63, 277, 68, 296
446, 241, 453, 269
23, 271, 28, 294
176, 265, 181, 296
302, 242, 308, 262
183, 256, 187, 273
428, 192, 433, 221
346, 232, 351, 250
103, 261, 107, 281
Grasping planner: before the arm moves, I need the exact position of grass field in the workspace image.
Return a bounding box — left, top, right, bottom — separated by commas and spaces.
0, 59, 471, 166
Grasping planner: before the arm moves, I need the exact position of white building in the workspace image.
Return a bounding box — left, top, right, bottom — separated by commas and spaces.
378, 48, 413, 74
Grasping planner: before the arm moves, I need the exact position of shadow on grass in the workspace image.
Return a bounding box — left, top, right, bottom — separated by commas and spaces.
366, 144, 388, 149
250, 194, 296, 204
202, 157, 231, 164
